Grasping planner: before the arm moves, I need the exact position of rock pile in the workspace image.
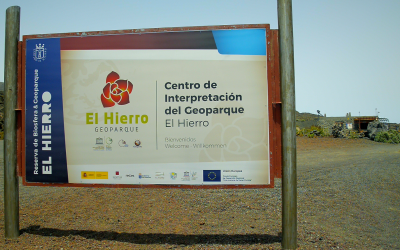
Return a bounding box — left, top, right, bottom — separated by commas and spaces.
331, 123, 349, 138
317, 120, 335, 135
367, 121, 388, 140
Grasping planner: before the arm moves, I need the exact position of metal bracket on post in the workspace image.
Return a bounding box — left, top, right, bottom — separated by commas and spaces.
4, 5, 21, 239
272, 102, 282, 108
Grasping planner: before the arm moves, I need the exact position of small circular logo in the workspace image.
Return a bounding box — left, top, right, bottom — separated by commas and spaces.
135, 140, 141, 146
106, 137, 113, 145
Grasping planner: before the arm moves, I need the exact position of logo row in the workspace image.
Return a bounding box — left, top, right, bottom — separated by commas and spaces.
93, 137, 142, 151
81, 170, 221, 182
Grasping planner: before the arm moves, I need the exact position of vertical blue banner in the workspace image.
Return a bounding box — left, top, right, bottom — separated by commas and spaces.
25, 38, 68, 183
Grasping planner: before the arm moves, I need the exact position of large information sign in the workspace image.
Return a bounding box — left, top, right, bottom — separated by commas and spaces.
23, 25, 277, 188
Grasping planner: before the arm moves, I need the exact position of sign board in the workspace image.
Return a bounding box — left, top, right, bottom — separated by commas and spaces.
21, 24, 281, 188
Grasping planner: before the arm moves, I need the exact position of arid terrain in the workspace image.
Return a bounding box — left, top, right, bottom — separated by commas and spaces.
0, 137, 399, 249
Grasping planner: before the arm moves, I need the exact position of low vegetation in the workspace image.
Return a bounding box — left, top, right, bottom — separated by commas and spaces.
297, 124, 400, 143
296, 125, 362, 139
296, 126, 330, 138
374, 130, 400, 144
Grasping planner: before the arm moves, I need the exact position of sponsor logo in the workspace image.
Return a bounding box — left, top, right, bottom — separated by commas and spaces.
125, 174, 135, 178
139, 173, 151, 179
101, 71, 133, 108
191, 171, 198, 180
203, 170, 221, 182
155, 172, 165, 180
113, 171, 122, 180
105, 137, 113, 145
81, 171, 108, 179
33, 43, 46, 62
118, 139, 129, 147
95, 172, 109, 179
170, 172, 177, 180
94, 137, 106, 151
96, 137, 104, 144
133, 140, 142, 148
82, 171, 95, 179
181, 171, 190, 181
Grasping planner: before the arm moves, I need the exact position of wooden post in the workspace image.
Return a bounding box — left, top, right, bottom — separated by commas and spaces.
4, 5, 21, 239
277, 0, 297, 249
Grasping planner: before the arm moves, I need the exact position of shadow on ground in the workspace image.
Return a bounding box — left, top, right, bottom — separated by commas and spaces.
21, 225, 282, 245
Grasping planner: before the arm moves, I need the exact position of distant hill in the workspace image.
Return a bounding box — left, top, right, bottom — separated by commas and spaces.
296, 111, 319, 121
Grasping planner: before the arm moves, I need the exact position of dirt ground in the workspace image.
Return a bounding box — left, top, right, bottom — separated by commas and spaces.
0, 137, 399, 249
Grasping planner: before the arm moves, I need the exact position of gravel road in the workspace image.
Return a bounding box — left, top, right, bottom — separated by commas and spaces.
0, 138, 399, 249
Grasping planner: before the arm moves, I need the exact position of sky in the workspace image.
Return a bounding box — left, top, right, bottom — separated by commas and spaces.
1, 0, 399, 123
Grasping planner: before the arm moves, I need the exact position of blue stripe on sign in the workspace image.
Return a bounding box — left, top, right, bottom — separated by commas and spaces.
25, 38, 68, 183
203, 170, 221, 182
212, 29, 266, 55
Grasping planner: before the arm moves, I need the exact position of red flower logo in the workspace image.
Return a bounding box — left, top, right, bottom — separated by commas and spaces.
101, 71, 133, 108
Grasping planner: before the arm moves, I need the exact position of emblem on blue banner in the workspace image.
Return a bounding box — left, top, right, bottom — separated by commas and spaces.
203, 170, 221, 182
33, 43, 46, 62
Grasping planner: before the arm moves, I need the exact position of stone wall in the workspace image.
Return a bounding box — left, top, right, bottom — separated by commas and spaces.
296, 119, 319, 129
